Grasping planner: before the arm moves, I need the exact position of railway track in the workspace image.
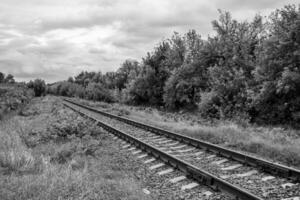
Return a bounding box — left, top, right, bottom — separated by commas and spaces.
63, 99, 300, 200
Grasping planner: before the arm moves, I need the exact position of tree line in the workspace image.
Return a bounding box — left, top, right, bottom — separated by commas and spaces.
22, 5, 300, 126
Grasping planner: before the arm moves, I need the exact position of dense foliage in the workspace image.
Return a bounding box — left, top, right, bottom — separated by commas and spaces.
48, 5, 299, 126
27, 79, 47, 97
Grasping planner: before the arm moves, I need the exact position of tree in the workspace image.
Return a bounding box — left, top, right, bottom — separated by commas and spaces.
103, 72, 117, 89
166, 32, 186, 71
67, 77, 74, 83
115, 60, 140, 90
126, 42, 171, 105
86, 82, 114, 102
74, 71, 96, 87
0, 72, 5, 83
44, 4, 300, 126
199, 10, 264, 118
27, 79, 46, 97
164, 30, 208, 109
252, 5, 300, 125
126, 67, 157, 104
5, 74, 15, 83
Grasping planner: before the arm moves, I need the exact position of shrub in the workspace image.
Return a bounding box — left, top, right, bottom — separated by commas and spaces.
198, 91, 220, 118
86, 82, 115, 103
164, 63, 207, 110
27, 79, 46, 97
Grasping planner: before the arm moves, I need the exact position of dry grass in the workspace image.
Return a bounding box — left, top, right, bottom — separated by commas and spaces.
0, 117, 45, 175
74, 98, 300, 168
133, 110, 300, 168
0, 96, 152, 200
0, 157, 149, 200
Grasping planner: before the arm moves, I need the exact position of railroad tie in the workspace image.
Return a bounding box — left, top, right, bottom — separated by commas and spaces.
236, 170, 258, 177
212, 159, 228, 165
137, 154, 148, 159
220, 175, 231, 179
169, 176, 186, 183
132, 150, 142, 155
158, 140, 173, 144
194, 151, 204, 156
281, 197, 300, 200
171, 145, 186, 149
149, 163, 165, 170
262, 176, 275, 181
158, 168, 174, 176
221, 164, 243, 171
144, 158, 156, 164
202, 191, 213, 197
176, 152, 203, 157
148, 136, 161, 139
206, 155, 216, 159
164, 142, 179, 146
176, 148, 195, 153
152, 138, 166, 142
181, 182, 199, 190
176, 153, 197, 157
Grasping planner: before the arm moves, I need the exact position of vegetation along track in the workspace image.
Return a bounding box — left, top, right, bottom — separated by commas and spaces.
63, 99, 300, 200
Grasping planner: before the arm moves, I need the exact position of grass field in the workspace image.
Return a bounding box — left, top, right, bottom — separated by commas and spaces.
0, 96, 152, 200
74, 97, 300, 169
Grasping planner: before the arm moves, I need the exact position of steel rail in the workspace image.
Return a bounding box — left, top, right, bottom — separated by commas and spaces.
63, 98, 300, 182
63, 101, 263, 200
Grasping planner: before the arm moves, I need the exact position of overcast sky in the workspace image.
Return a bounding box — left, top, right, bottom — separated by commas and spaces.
0, 0, 298, 83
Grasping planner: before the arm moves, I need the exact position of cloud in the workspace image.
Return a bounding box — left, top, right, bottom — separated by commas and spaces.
17, 39, 75, 58
213, 0, 289, 10
0, 0, 299, 82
